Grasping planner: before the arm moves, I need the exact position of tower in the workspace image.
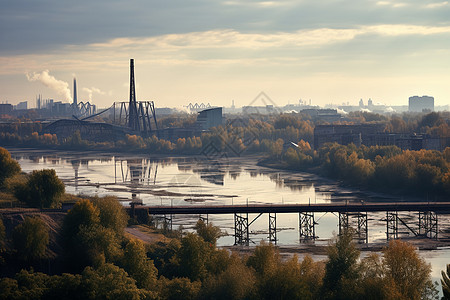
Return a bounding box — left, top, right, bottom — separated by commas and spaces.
73, 78, 77, 106
128, 59, 140, 131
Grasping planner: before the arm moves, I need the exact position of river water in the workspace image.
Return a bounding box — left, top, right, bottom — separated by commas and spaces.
7, 148, 450, 290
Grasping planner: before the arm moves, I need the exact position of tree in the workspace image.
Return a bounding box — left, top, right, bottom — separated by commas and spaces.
81, 263, 155, 300
76, 224, 122, 267
12, 216, 49, 261
121, 239, 158, 290
194, 219, 222, 246
322, 229, 361, 299
91, 196, 129, 235
61, 199, 101, 270
178, 233, 213, 281
0, 147, 21, 187
160, 277, 201, 300
442, 264, 450, 300
201, 260, 256, 300
16, 169, 65, 208
383, 239, 437, 300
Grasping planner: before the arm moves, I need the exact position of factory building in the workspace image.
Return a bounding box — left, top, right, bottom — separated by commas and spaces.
195, 107, 223, 130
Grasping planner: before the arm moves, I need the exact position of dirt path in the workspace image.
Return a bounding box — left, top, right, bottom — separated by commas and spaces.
125, 226, 167, 244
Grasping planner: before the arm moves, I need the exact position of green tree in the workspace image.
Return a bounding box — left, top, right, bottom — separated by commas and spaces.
194, 219, 222, 246
121, 239, 158, 290
0, 147, 21, 187
178, 233, 213, 281
322, 229, 361, 299
62, 199, 100, 240
61, 199, 101, 270
81, 263, 155, 300
91, 196, 129, 235
76, 224, 122, 267
16, 169, 65, 208
12, 216, 49, 261
442, 264, 450, 300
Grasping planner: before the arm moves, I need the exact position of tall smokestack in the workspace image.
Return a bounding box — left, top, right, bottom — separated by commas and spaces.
73, 78, 77, 106
128, 59, 139, 131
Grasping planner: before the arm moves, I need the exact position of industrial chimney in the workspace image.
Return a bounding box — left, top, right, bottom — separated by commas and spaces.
73, 77, 78, 106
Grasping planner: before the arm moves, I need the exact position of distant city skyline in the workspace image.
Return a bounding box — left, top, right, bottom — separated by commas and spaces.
1, 0, 450, 108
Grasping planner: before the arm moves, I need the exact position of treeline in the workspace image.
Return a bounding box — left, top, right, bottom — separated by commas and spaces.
1, 111, 449, 155
283, 143, 450, 197
0, 201, 441, 300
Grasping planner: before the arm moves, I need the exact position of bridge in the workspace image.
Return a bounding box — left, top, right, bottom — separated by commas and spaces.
129, 202, 450, 246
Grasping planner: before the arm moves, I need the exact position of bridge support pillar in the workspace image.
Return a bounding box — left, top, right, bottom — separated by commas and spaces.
299, 212, 315, 242
386, 211, 398, 240
339, 212, 368, 243
419, 211, 438, 239
234, 213, 249, 246
269, 213, 277, 244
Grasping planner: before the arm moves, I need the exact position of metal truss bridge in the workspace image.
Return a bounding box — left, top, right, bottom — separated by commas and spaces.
129, 202, 450, 246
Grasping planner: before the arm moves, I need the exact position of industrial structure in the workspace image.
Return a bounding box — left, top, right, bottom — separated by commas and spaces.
113, 59, 158, 136
43, 59, 158, 141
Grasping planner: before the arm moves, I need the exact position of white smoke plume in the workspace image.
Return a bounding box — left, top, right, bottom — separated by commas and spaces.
82, 87, 105, 101
26, 70, 72, 101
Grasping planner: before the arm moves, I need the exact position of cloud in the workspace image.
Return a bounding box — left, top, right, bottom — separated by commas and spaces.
82, 87, 106, 101
425, 1, 448, 8
26, 70, 72, 101
89, 24, 450, 52
376, 1, 408, 8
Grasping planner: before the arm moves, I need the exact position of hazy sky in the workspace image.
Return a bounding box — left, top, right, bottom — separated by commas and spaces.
1, 0, 450, 108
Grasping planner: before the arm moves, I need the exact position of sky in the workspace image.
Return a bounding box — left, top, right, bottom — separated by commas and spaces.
1, 0, 450, 109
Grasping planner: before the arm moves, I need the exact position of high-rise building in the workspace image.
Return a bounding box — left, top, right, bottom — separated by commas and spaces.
409, 95, 434, 112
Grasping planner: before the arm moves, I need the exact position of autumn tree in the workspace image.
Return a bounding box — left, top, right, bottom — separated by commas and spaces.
201, 258, 256, 300
90, 196, 128, 235
12, 216, 49, 261
383, 239, 437, 300
159, 277, 201, 300
0, 147, 21, 187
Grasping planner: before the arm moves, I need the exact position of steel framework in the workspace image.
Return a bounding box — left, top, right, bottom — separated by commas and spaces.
419, 211, 438, 239
299, 212, 316, 241
113, 59, 158, 135
269, 213, 277, 244
339, 212, 368, 243
234, 213, 249, 246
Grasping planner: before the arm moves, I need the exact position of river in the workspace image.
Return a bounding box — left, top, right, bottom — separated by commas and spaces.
7, 148, 450, 291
